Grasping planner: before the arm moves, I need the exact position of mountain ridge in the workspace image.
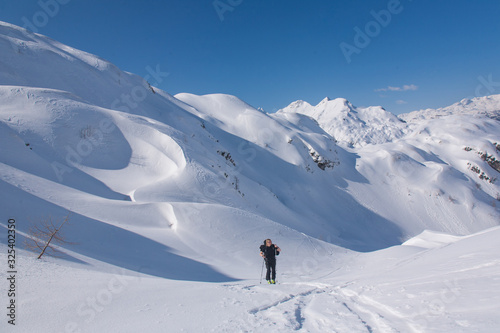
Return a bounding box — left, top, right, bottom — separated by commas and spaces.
279, 94, 500, 148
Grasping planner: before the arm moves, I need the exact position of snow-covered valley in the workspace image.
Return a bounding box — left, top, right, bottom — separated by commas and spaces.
0, 21, 499, 332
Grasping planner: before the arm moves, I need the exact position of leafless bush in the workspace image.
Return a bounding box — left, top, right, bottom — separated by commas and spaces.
24, 213, 73, 259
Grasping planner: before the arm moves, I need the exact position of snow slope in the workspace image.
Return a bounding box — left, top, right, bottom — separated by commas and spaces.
1, 225, 498, 332
0, 20, 499, 332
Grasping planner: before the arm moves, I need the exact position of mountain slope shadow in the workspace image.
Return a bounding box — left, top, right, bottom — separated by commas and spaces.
63, 213, 239, 283
0, 180, 236, 283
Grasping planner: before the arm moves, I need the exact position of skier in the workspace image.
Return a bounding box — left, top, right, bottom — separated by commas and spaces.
260, 239, 281, 284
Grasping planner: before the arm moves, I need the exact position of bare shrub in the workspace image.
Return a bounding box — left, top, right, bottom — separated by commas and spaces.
24, 213, 73, 259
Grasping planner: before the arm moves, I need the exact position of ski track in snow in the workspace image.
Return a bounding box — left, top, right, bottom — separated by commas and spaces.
211, 281, 424, 333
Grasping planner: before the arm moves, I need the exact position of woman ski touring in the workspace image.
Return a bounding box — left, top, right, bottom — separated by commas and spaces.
260, 239, 281, 284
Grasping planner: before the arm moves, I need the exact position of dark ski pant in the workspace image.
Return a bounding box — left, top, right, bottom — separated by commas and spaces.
265, 258, 276, 281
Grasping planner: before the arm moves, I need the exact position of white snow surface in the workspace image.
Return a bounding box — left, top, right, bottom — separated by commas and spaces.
0, 21, 499, 332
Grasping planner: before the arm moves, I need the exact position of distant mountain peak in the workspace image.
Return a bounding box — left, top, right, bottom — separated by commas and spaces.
287, 99, 312, 109
278, 97, 405, 147
318, 96, 351, 107
400, 94, 500, 122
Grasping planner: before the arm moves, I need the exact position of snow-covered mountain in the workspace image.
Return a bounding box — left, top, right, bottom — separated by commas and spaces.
400, 95, 500, 122
278, 97, 408, 147
0, 21, 499, 332
278, 93, 500, 239
279, 94, 500, 148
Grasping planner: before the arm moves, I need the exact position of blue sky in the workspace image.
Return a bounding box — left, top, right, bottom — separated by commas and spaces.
1, 0, 499, 114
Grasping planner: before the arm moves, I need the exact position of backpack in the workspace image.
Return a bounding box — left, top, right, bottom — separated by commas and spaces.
260, 240, 279, 256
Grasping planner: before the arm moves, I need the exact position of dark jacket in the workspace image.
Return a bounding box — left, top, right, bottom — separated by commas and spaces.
260, 244, 280, 261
